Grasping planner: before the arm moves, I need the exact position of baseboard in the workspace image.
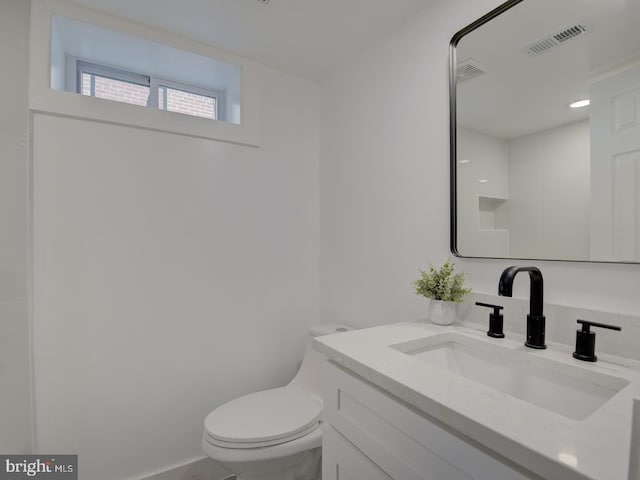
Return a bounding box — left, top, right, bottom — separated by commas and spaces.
138, 456, 232, 480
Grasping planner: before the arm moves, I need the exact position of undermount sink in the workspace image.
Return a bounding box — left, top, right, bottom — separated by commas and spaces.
390, 332, 629, 420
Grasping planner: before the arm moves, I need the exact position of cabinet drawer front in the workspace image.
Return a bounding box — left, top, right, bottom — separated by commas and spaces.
324, 361, 533, 480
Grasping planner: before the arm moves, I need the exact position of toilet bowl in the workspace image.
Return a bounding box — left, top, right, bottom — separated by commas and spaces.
202, 324, 354, 480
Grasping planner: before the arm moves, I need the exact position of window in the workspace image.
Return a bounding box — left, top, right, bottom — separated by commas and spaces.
155, 80, 222, 120
78, 62, 150, 107
41, 11, 259, 145
76, 61, 222, 120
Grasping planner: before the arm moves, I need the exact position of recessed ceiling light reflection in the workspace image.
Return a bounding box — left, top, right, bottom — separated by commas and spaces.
570, 99, 590, 109
479, 179, 488, 183
459, 159, 471, 164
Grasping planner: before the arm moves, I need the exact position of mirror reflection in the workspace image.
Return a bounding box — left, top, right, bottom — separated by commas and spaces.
452, 0, 640, 262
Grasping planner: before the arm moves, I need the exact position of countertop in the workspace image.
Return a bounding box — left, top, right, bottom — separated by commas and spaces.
314, 320, 640, 480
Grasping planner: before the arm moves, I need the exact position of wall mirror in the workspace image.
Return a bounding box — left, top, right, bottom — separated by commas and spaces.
450, 0, 640, 263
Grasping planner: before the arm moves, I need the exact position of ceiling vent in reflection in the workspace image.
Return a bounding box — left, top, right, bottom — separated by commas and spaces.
522, 23, 594, 56
457, 58, 487, 83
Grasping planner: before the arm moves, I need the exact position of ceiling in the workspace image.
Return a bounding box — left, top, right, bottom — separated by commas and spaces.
66, 0, 431, 81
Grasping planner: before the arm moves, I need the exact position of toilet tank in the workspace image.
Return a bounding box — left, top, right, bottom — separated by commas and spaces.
288, 324, 355, 398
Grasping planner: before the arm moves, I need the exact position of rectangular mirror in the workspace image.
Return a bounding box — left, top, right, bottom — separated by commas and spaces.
450, 0, 640, 263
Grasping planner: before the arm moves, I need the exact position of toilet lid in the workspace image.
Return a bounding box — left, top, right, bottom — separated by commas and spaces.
204, 386, 322, 447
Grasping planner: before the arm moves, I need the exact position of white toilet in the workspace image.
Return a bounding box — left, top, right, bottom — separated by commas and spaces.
202, 324, 354, 480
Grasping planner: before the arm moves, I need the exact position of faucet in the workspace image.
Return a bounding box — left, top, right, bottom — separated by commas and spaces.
498, 266, 546, 349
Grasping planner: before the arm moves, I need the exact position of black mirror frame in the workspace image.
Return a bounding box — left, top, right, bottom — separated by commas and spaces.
449, 0, 523, 259
448, 0, 636, 265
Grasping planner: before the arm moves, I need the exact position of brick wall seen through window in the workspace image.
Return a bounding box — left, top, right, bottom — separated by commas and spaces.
81, 71, 218, 119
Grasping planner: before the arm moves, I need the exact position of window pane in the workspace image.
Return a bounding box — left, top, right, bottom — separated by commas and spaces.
81, 73, 150, 107
164, 87, 217, 120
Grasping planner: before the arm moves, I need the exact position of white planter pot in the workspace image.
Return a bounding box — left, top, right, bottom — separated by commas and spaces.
427, 299, 457, 325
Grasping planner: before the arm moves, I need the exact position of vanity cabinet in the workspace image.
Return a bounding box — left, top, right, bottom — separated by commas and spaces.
322, 361, 536, 480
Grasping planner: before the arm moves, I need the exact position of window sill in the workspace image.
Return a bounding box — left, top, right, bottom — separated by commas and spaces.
30, 89, 260, 147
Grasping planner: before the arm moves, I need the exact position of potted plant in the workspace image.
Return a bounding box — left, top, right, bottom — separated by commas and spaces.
412, 259, 471, 325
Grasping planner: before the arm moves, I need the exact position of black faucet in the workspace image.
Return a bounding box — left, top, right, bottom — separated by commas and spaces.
498, 266, 546, 349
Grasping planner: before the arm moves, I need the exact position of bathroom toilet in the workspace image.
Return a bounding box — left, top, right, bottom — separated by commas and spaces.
202, 324, 354, 480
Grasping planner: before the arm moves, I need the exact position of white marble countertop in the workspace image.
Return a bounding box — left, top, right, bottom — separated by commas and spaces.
314, 320, 640, 480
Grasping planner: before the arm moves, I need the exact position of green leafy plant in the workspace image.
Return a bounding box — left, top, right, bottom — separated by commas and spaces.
412, 259, 471, 303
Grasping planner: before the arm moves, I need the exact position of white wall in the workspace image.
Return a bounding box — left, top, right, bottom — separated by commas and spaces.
456, 122, 590, 261
0, 0, 33, 454
456, 127, 509, 257
32, 65, 320, 479
507, 120, 590, 260
319, 0, 640, 329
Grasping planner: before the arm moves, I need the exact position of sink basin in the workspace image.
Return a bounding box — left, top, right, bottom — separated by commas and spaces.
390, 333, 629, 420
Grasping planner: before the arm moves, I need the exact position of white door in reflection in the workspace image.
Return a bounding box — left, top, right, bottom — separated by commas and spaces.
590, 64, 640, 262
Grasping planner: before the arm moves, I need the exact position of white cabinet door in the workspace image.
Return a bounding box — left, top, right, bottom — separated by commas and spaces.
323, 425, 392, 480
323, 362, 536, 480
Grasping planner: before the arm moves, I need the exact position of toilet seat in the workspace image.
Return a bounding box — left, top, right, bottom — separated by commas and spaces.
204, 386, 322, 449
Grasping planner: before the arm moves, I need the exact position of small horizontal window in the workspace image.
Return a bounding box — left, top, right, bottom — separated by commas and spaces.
51, 15, 241, 124
78, 62, 151, 107
76, 60, 223, 120
84, 73, 150, 107
160, 86, 216, 120
154, 79, 224, 121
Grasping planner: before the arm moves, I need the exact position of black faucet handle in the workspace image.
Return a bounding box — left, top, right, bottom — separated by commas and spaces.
573, 319, 622, 362
475, 302, 504, 311
576, 319, 622, 332
475, 302, 505, 338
